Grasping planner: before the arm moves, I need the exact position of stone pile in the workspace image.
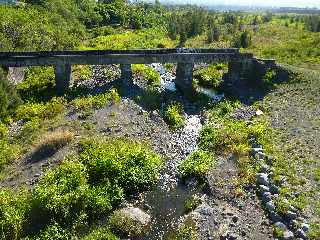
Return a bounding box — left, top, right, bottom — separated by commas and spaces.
251, 136, 309, 240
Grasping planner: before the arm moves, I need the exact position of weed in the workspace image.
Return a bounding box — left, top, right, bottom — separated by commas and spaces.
164, 102, 185, 130
193, 64, 226, 88
184, 195, 203, 213
132, 64, 161, 87
82, 226, 118, 240
168, 216, 198, 240
178, 150, 215, 181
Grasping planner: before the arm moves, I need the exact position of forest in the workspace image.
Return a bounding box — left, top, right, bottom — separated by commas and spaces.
0, 0, 320, 240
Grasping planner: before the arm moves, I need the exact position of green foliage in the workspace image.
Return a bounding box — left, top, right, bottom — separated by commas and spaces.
0, 68, 22, 120
82, 226, 118, 240
233, 30, 252, 48
178, 150, 215, 180
78, 138, 163, 195
262, 68, 277, 86
32, 160, 122, 226
17, 67, 55, 102
0, 138, 20, 170
0, 188, 31, 240
87, 28, 175, 50
15, 97, 66, 121
193, 64, 226, 88
70, 89, 120, 111
164, 102, 185, 130
33, 222, 72, 240
184, 195, 203, 213
73, 65, 92, 82
169, 217, 198, 240
132, 65, 161, 87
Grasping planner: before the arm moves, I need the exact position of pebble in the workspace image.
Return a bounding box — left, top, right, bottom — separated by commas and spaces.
301, 223, 310, 232
274, 221, 286, 230
259, 185, 270, 193
270, 184, 280, 194
262, 191, 272, 202
296, 229, 307, 239
286, 211, 297, 220
270, 211, 282, 222
252, 148, 263, 155
259, 164, 269, 173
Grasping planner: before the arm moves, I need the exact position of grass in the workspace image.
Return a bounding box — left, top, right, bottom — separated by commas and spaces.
178, 150, 216, 181
168, 216, 198, 240
184, 195, 203, 213
71, 89, 120, 111
193, 63, 227, 89
164, 102, 185, 130
31, 130, 74, 156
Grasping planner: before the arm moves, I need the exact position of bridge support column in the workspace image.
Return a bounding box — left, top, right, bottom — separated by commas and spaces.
175, 62, 194, 96
120, 64, 133, 87
54, 64, 72, 96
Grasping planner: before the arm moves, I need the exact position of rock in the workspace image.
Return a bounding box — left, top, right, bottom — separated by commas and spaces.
256, 173, 269, 186
266, 156, 274, 165
194, 203, 214, 216
232, 215, 239, 223
270, 184, 280, 194
259, 185, 270, 193
274, 221, 286, 230
301, 223, 310, 232
262, 192, 272, 202
283, 230, 294, 240
297, 229, 307, 239
286, 211, 297, 220
252, 148, 263, 155
265, 201, 275, 212
256, 109, 264, 116
270, 211, 282, 223
259, 164, 270, 173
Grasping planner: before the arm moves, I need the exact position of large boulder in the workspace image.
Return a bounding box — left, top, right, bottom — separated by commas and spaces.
109, 207, 151, 238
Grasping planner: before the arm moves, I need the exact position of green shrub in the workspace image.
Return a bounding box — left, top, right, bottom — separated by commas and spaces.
133, 65, 161, 87
15, 97, 66, 121
0, 188, 31, 240
32, 160, 122, 226
82, 226, 118, 240
262, 68, 277, 86
178, 150, 215, 180
193, 64, 225, 88
79, 138, 163, 195
73, 65, 92, 82
164, 102, 185, 130
33, 222, 72, 240
0, 139, 20, 170
168, 217, 198, 240
71, 89, 120, 111
17, 67, 55, 102
184, 195, 203, 213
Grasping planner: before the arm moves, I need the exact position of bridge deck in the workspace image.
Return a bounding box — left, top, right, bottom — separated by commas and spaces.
0, 48, 252, 67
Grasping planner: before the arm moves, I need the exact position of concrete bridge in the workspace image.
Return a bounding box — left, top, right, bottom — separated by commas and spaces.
0, 48, 278, 95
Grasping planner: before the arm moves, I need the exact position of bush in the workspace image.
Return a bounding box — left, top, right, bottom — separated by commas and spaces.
0, 139, 20, 170
33, 222, 72, 240
70, 89, 120, 111
15, 97, 66, 121
82, 226, 118, 240
132, 65, 161, 87
262, 68, 277, 86
164, 102, 185, 130
32, 160, 122, 226
79, 138, 163, 195
178, 150, 215, 180
193, 64, 225, 88
232, 31, 252, 48
17, 67, 55, 102
0, 188, 31, 240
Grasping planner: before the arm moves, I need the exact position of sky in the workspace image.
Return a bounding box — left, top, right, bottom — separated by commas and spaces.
155, 0, 320, 8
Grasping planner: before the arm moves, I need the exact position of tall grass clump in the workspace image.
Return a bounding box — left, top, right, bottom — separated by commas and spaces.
164, 102, 185, 130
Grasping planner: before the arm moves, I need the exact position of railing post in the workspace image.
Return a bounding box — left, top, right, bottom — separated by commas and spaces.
120, 64, 133, 87
54, 64, 72, 96
175, 62, 194, 96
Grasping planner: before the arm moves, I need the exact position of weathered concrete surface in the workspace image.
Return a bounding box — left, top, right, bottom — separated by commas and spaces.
54, 64, 72, 95
176, 62, 194, 95
120, 64, 133, 87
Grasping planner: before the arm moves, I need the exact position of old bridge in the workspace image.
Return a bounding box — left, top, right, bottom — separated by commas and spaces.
0, 48, 278, 95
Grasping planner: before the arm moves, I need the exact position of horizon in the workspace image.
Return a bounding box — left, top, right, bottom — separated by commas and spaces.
145, 0, 320, 8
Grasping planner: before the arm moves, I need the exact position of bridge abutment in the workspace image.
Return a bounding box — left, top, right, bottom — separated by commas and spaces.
54, 64, 72, 96
175, 62, 194, 95
120, 64, 133, 87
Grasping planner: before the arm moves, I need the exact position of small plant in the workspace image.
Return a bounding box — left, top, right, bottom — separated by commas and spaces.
262, 69, 277, 86
15, 97, 66, 121
164, 102, 185, 130
168, 216, 198, 240
178, 150, 215, 180
73, 65, 92, 82
0, 139, 20, 170
34, 222, 72, 240
133, 65, 161, 87
273, 226, 284, 238
82, 226, 119, 240
32, 130, 74, 156
193, 64, 225, 89
184, 195, 203, 213
71, 89, 120, 111
0, 188, 31, 240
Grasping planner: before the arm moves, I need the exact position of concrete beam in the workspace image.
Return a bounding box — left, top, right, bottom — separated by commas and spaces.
54, 64, 72, 96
